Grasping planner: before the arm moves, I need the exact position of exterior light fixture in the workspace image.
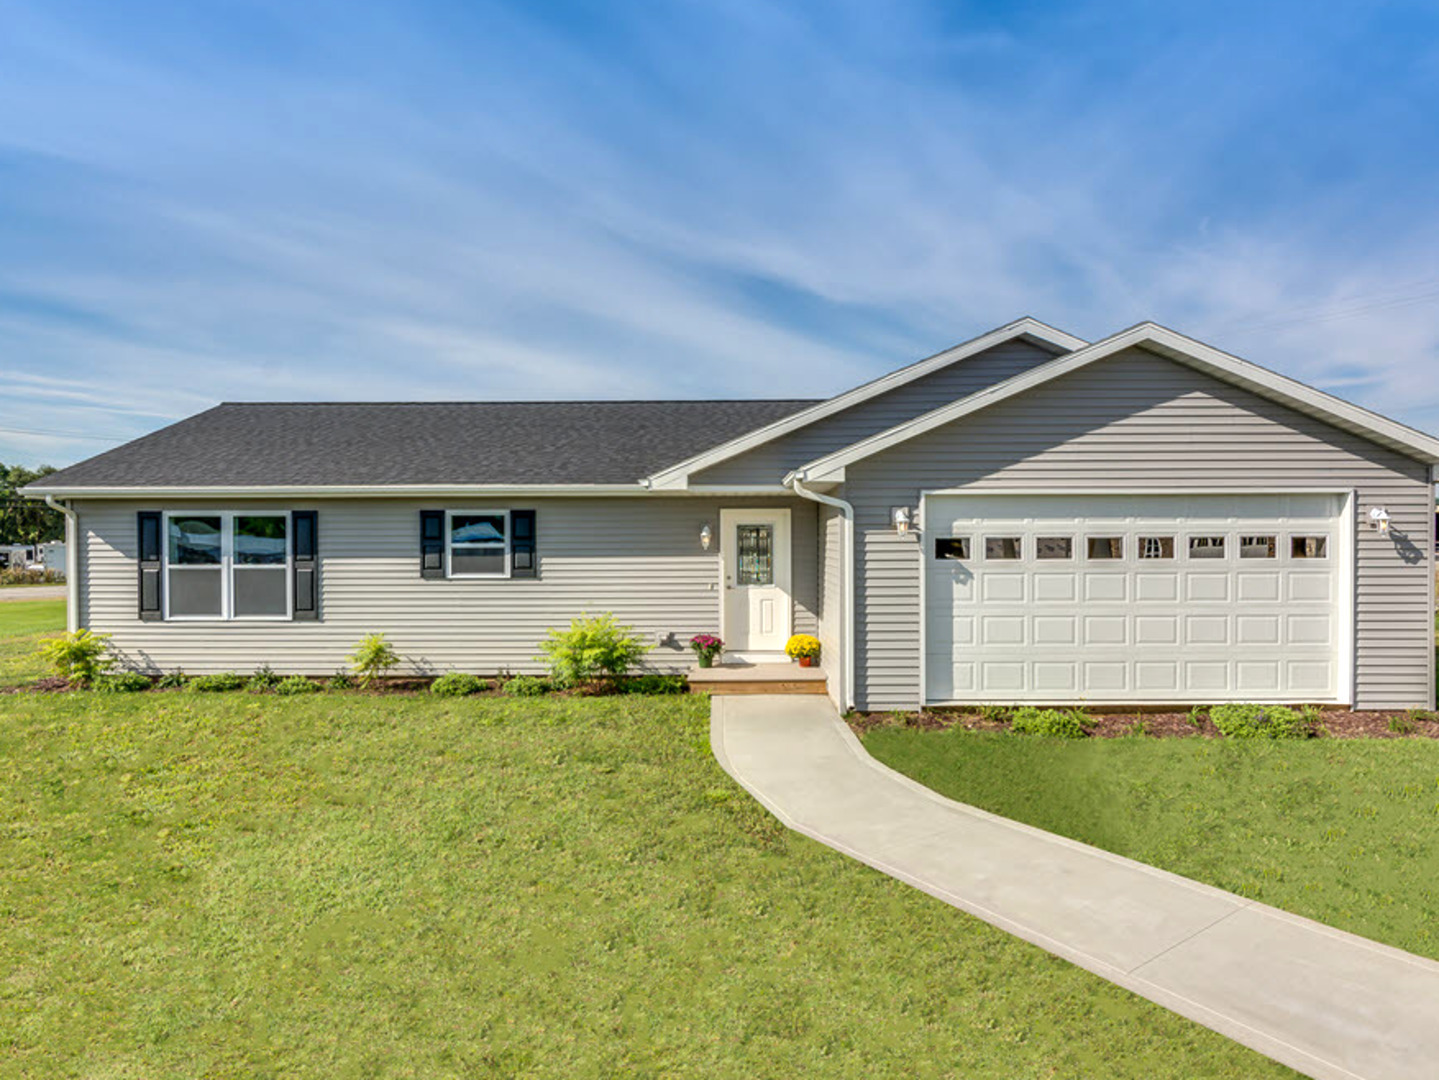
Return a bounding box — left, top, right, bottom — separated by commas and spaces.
891, 506, 912, 535
1369, 507, 1391, 536
700, 523, 713, 550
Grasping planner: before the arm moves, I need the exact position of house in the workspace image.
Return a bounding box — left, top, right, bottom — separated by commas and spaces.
25, 318, 1439, 711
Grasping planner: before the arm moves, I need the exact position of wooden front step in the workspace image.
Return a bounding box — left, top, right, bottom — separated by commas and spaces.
687, 662, 829, 696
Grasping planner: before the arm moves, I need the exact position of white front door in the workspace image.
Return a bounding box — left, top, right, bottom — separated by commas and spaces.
720, 508, 792, 653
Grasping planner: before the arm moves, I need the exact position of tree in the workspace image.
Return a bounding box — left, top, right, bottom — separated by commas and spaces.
0, 464, 63, 546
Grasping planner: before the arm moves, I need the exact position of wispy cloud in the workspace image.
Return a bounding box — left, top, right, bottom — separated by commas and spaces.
1, 0, 1438, 467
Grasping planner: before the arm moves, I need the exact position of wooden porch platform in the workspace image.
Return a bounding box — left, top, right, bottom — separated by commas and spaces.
686, 662, 829, 696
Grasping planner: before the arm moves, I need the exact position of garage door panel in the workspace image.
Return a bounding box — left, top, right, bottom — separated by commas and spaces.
925, 493, 1344, 704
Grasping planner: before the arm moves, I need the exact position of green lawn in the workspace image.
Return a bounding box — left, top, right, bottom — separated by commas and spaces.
866, 729, 1439, 962
0, 598, 64, 685
0, 691, 1298, 1078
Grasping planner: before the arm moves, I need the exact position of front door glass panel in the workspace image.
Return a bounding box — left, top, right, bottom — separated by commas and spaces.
736, 525, 774, 585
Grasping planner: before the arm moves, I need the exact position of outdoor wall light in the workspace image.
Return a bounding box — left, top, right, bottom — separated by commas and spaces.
891, 506, 912, 535
700, 523, 713, 550
1369, 507, 1391, 536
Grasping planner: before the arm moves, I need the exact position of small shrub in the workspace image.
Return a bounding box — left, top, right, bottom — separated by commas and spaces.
504, 674, 550, 697
94, 671, 153, 693
1407, 709, 1439, 724
36, 629, 114, 685
1389, 714, 1418, 735
538, 613, 650, 687
622, 673, 688, 695
188, 672, 247, 693
247, 665, 281, 691
977, 704, 1011, 723
327, 670, 356, 691
432, 672, 486, 697
1187, 705, 1208, 728
156, 669, 188, 689
1209, 703, 1315, 739
1009, 707, 1087, 739
275, 675, 321, 695
350, 633, 400, 687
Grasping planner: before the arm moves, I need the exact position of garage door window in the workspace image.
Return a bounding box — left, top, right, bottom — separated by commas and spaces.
1036, 537, 1073, 559
985, 537, 1022, 560
1241, 535, 1276, 559
1139, 536, 1174, 559
1087, 536, 1123, 560
935, 537, 970, 560
1189, 536, 1226, 559
1292, 536, 1328, 559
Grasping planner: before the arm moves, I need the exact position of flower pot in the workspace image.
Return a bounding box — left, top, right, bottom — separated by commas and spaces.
697, 655, 714, 668
798, 655, 815, 668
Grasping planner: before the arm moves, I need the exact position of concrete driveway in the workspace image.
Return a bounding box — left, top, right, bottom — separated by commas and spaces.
711, 694, 1439, 1080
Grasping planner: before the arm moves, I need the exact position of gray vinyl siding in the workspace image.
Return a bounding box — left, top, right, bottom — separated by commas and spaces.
691, 340, 1061, 486
816, 503, 846, 707
75, 496, 818, 676
845, 347, 1436, 712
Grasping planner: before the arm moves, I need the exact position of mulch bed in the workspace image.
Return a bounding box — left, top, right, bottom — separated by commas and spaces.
848, 707, 1439, 740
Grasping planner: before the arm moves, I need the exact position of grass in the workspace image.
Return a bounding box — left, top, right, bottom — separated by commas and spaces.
0, 598, 64, 685
0, 691, 1299, 1078
866, 729, 1439, 962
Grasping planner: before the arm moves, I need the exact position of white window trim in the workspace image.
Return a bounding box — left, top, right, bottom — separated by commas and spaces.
445, 509, 512, 580
162, 510, 293, 622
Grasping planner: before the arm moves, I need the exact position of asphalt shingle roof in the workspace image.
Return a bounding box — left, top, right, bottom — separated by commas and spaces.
37, 400, 821, 488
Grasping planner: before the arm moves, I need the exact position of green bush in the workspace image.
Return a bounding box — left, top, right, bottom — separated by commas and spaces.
248, 665, 281, 691
622, 674, 688, 695
538, 613, 650, 687
503, 675, 550, 697
1209, 703, 1315, 739
350, 633, 400, 687
35, 629, 114, 685
977, 704, 1011, 723
275, 675, 320, 695
188, 672, 247, 693
156, 669, 188, 689
1389, 714, 1417, 735
1008, 707, 1087, 739
432, 672, 486, 697
327, 670, 357, 691
94, 671, 153, 693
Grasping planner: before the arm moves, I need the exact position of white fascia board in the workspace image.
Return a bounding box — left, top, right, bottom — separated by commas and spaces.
797, 322, 1439, 481
642, 317, 1086, 489
16, 482, 774, 500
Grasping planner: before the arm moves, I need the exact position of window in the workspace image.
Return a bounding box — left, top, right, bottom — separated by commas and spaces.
985, 537, 1021, 560
1188, 536, 1225, 559
1087, 536, 1123, 560
1036, 537, 1073, 560
736, 524, 774, 585
934, 537, 971, 560
1138, 536, 1174, 559
1292, 535, 1328, 559
1240, 535, 1276, 559
449, 512, 509, 577
164, 512, 290, 620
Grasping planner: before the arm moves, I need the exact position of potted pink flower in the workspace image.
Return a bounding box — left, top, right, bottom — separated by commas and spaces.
689, 634, 724, 668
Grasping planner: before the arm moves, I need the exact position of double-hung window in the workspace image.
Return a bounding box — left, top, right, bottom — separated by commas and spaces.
448, 511, 510, 578
164, 511, 291, 619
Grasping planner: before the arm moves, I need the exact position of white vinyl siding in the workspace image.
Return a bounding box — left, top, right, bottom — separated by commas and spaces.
692, 340, 1062, 486
74, 496, 817, 675
815, 503, 846, 707
845, 347, 1435, 712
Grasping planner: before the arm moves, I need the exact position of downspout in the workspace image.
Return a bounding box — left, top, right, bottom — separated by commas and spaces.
44, 494, 79, 634
788, 472, 855, 711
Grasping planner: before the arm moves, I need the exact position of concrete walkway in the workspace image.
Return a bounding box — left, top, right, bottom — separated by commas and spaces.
711, 694, 1439, 1080
0, 585, 65, 602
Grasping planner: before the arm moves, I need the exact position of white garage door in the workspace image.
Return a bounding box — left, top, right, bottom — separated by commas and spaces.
923, 493, 1349, 704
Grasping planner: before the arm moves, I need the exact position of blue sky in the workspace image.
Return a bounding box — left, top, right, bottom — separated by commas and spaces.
3, 0, 1439, 468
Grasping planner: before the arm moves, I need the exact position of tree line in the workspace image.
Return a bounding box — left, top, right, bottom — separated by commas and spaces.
1, 463, 63, 546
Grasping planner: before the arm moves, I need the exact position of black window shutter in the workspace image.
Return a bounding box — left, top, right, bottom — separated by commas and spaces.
420, 510, 445, 579
292, 510, 319, 620
511, 509, 537, 578
137, 511, 163, 621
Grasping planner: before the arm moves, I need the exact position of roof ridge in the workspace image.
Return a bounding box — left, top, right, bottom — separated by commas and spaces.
214, 398, 823, 407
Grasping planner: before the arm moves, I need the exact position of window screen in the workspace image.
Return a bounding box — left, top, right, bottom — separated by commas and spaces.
736, 524, 774, 585
167, 515, 224, 617
451, 513, 508, 576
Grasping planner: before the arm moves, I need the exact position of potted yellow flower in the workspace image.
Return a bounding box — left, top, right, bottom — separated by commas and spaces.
785, 634, 821, 667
